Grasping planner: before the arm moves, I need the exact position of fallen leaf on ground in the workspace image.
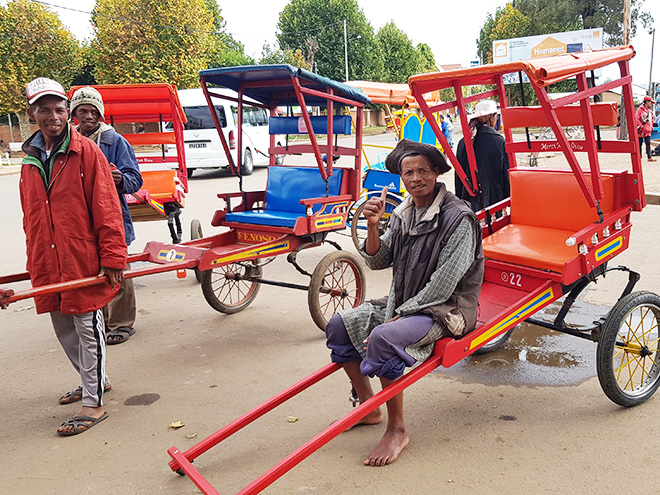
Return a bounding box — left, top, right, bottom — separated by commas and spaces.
168, 421, 185, 429
288, 416, 298, 423
186, 433, 197, 439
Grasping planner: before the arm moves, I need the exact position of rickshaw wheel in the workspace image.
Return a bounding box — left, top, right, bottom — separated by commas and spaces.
308, 251, 366, 331
473, 327, 515, 355
596, 291, 660, 407
350, 197, 399, 251
190, 219, 204, 283
201, 261, 262, 314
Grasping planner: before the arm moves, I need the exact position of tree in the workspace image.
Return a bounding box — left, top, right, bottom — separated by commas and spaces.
479, 1, 655, 64
91, 0, 215, 88
417, 43, 438, 73
259, 43, 310, 69
277, 0, 382, 82
0, 0, 81, 140
477, 4, 533, 64
204, 0, 254, 68
514, 0, 654, 47
375, 22, 423, 83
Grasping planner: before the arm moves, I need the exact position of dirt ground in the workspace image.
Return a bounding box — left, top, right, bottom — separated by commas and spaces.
2, 132, 660, 495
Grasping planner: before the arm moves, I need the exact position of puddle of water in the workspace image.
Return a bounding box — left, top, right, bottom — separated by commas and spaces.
435, 299, 611, 387
124, 393, 161, 406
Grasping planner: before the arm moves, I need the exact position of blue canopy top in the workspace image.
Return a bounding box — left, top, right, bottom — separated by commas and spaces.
199, 64, 371, 107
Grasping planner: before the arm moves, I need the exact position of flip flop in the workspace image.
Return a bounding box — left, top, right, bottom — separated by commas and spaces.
106, 326, 135, 345
59, 385, 112, 405
57, 412, 108, 436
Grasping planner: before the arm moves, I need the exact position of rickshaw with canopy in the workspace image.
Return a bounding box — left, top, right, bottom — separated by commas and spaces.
166, 46, 660, 494
1, 67, 369, 331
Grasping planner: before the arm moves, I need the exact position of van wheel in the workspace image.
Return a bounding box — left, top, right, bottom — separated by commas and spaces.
241, 149, 254, 175
186, 168, 194, 179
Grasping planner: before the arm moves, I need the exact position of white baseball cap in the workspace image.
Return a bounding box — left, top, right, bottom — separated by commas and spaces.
471, 99, 499, 119
26, 77, 68, 105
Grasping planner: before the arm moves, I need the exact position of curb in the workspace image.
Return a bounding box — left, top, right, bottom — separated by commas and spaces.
0, 165, 21, 176
646, 193, 660, 205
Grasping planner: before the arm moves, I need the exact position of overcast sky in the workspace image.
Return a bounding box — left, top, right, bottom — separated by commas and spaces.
13, 0, 660, 88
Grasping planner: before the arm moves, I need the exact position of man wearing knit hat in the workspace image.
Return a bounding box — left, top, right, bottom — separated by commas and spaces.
20, 77, 127, 435
70, 86, 143, 346
324, 139, 483, 466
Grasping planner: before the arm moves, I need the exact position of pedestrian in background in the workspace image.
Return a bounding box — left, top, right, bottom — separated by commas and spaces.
636, 95, 656, 162
438, 114, 454, 150
70, 86, 143, 345
455, 99, 510, 212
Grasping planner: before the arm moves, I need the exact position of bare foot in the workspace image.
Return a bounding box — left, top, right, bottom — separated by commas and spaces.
57, 406, 106, 435
348, 408, 384, 430
364, 428, 409, 466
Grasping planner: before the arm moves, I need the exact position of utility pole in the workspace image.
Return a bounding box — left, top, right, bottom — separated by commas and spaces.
620, 0, 631, 140
649, 28, 656, 96
8, 114, 14, 142
344, 19, 349, 82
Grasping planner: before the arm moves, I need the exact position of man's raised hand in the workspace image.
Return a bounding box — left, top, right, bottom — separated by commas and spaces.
363, 187, 388, 225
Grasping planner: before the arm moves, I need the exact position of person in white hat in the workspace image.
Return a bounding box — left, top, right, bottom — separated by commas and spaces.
455, 99, 510, 212
20, 77, 127, 435
636, 95, 656, 162
70, 86, 143, 345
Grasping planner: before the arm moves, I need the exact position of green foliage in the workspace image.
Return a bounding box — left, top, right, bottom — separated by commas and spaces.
259, 43, 309, 69
477, 4, 533, 64
417, 43, 438, 73
515, 0, 655, 46
375, 22, 423, 83
277, 0, 382, 81
92, 0, 215, 88
72, 43, 98, 86
203, 0, 254, 68
0, 0, 81, 115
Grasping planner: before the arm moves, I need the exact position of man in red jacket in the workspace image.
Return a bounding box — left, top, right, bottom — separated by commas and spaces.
20, 78, 127, 436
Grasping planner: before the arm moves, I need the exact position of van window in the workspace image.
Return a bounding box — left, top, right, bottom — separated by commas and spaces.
182, 106, 227, 129
230, 107, 269, 127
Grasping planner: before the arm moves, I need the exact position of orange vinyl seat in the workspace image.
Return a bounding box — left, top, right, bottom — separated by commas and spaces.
138, 170, 178, 200
501, 102, 618, 129
482, 169, 615, 273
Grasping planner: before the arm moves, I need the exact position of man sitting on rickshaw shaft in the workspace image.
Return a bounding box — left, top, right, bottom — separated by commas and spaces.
325, 139, 484, 466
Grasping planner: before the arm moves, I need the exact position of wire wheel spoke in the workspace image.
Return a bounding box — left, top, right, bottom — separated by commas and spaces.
201, 262, 261, 314
309, 252, 366, 331
612, 304, 660, 394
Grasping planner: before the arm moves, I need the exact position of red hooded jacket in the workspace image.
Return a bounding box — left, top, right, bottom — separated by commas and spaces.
20, 124, 127, 314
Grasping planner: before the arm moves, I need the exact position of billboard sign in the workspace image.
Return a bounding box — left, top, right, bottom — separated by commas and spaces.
493, 28, 603, 84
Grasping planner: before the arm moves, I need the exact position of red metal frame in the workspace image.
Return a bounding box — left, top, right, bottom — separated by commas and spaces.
68, 83, 189, 196
154, 48, 651, 494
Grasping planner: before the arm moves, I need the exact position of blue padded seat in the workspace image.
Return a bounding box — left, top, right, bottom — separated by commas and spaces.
225, 166, 343, 227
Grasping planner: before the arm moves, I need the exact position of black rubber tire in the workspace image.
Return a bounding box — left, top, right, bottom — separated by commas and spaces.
186, 168, 194, 179
241, 148, 254, 175
201, 262, 261, 314
308, 251, 366, 331
596, 291, 660, 407
190, 219, 203, 283
473, 327, 515, 355
350, 197, 399, 251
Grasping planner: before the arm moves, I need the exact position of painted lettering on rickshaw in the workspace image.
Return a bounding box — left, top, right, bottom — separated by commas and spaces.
237, 231, 278, 244
501, 271, 522, 287
539, 141, 585, 152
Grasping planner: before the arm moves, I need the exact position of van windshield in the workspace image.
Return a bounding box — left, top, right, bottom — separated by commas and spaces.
181, 106, 228, 129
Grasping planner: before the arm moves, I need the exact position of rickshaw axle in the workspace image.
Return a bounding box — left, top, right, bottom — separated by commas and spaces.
224, 272, 347, 297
